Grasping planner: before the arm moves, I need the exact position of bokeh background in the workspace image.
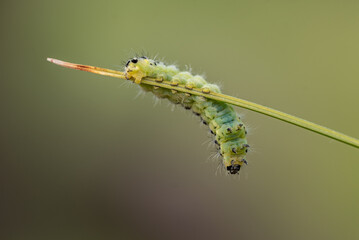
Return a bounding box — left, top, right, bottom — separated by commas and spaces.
1, 0, 358, 239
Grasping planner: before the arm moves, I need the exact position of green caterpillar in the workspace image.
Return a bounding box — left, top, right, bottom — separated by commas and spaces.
125, 57, 249, 174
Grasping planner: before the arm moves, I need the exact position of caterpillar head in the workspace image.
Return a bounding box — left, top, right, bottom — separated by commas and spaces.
223, 155, 243, 175
227, 163, 241, 174
125, 56, 157, 84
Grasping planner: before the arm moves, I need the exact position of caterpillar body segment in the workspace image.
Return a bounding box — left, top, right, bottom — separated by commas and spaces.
125, 57, 248, 174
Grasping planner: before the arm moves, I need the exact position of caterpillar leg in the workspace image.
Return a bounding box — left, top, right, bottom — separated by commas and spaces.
134, 77, 142, 84
125, 71, 144, 84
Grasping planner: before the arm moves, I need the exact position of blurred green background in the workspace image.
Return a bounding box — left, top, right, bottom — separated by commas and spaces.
1, 0, 358, 239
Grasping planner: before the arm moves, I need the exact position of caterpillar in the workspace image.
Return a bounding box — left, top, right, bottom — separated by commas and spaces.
125, 56, 249, 174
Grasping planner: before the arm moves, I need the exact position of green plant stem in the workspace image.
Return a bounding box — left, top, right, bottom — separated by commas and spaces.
141, 78, 359, 148
47, 58, 359, 149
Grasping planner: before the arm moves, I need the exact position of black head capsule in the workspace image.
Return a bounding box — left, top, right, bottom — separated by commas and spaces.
131, 58, 138, 63
227, 164, 241, 174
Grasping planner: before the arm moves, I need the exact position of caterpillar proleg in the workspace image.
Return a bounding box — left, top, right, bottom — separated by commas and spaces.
47, 56, 359, 174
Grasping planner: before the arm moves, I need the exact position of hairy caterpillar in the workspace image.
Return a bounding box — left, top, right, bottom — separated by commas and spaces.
125, 56, 249, 174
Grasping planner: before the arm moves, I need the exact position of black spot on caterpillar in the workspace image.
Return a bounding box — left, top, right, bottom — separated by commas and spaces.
125, 57, 249, 174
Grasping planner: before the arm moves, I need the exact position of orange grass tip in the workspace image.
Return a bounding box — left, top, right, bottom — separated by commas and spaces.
47, 57, 126, 79
47, 57, 84, 70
